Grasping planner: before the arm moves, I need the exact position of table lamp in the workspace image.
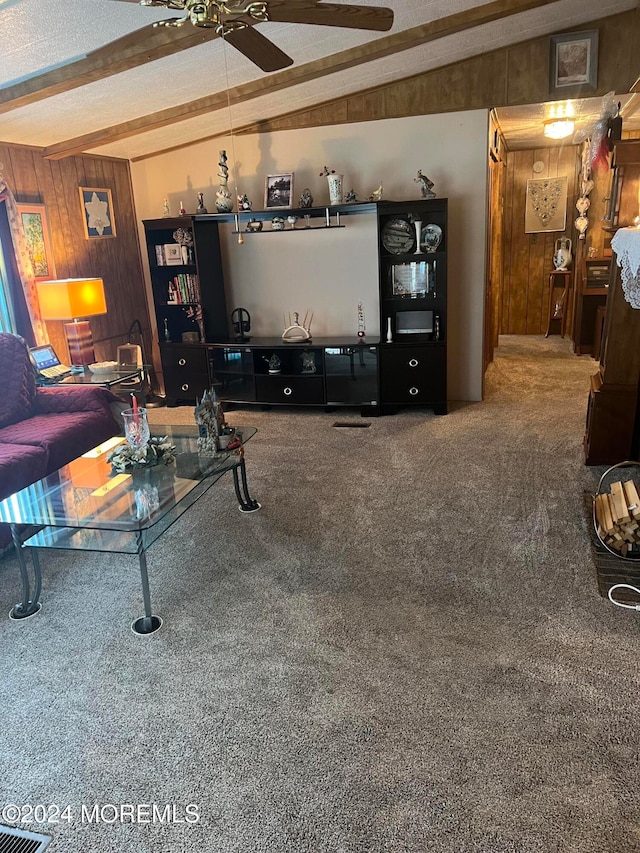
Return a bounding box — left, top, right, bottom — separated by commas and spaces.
36, 277, 107, 367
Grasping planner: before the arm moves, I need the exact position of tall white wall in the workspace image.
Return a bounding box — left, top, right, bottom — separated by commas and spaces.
131, 110, 488, 401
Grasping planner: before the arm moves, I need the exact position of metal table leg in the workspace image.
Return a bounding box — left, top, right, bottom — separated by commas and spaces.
232, 457, 261, 513
9, 525, 42, 620
131, 531, 162, 635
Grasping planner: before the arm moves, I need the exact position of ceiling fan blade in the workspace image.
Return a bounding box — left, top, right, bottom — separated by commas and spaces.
222, 26, 293, 72
266, 1, 393, 32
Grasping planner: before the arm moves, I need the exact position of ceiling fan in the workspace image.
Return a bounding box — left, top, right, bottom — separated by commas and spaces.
112, 0, 394, 72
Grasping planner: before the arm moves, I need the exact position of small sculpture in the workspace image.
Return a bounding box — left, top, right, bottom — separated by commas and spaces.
215, 150, 234, 213
287, 215, 298, 229
194, 387, 227, 455
271, 216, 285, 231
179, 200, 187, 215
345, 189, 358, 203
246, 218, 263, 233
300, 351, 317, 374
414, 170, 436, 199
282, 311, 313, 342
263, 354, 281, 374
162, 198, 170, 217
299, 188, 314, 208
237, 193, 252, 211
196, 192, 207, 214
368, 185, 383, 202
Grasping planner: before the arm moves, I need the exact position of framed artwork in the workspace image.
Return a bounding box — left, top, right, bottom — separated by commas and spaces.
549, 30, 598, 97
16, 203, 57, 282
525, 177, 568, 233
78, 187, 116, 239
264, 173, 294, 209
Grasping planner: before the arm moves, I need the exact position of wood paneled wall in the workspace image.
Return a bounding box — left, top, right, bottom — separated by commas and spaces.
500, 145, 615, 336
501, 147, 578, 335
239, 10, 639, 137
0, 143, 151, 367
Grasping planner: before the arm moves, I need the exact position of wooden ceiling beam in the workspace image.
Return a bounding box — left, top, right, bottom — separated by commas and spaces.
42, 0, 558, 159
0, 25, 221, 115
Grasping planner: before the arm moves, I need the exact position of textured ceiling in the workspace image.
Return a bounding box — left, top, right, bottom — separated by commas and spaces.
0, 0, 638, 161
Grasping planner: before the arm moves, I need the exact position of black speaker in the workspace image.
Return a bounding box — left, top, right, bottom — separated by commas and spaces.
231, 307, 251, 342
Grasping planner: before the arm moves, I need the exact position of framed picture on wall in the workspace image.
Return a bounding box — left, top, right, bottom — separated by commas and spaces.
549, 30, 598, 97
16, 203, 57, 282
78, 186, 116, 239
525, 177, 568, 233
264, 173, 294, 209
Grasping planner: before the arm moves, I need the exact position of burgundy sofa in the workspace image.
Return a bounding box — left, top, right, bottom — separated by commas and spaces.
0, 333, 123, 552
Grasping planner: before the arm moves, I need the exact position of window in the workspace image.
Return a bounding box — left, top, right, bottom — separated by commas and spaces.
0, 230, 17, 333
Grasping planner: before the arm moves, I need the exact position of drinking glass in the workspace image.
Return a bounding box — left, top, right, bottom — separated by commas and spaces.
122, 407, 150, 448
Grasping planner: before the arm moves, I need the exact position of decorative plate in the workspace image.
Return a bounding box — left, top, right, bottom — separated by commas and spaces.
381, 218, 415, 254
421, 223, 443, 252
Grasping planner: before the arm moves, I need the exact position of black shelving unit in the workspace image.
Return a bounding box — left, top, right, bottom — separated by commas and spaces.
377, 199, 448, 415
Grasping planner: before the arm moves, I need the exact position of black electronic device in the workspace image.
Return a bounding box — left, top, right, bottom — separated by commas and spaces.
232, 307, 251, 342
29, 344, 71, 380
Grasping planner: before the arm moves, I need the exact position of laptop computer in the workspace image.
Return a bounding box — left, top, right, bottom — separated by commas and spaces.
29, 344, 72, 380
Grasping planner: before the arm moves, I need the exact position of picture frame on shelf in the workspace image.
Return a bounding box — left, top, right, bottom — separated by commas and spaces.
16, 203, 57, 282
78, 186, 116, 239
549, 30, 598, 97
264, 173, 294, 209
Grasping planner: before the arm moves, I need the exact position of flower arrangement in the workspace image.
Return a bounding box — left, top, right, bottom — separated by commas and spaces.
319, 166, 335, 176
108, 436, 176, 473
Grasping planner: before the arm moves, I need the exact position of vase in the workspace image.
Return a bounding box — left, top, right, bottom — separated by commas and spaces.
386, 316, 393, 343
553, 237, 572, 269
413, 220, 423, 254
327, 174, 343, 206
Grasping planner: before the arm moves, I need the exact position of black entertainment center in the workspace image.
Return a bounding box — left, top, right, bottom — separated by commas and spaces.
143, 199, 447, 414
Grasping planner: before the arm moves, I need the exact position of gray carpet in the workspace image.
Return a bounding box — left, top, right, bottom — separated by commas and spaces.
0, 335, 638, 853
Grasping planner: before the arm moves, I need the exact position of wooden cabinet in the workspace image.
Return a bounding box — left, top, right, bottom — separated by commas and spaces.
584, 261, 640, 465
583, 141, 640, 465
572, 258, 610, 356
377, 199, 447, 414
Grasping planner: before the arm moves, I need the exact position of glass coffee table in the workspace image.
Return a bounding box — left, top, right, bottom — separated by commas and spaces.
0, 425, 259, 635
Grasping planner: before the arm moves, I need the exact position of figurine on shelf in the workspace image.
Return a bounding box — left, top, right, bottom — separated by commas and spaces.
237, 193, 252, 211
196, 192, 207, 214
162, 198, 171, 217
414, 170, 436, 199
282, 310, 312, 342
345, 189, 358, 203
299, 188, 314, 208
287, 215, 298, 229
179, 200, 187, 215
263, 354, 281, 374
368, 184, 383, 202
215, 150, 234, 213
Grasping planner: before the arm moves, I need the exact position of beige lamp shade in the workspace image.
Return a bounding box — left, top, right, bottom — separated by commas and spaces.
37, 277, 106, 320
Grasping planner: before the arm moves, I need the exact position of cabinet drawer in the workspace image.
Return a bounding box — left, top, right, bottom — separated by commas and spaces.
161, 345, 209, 373
163, 369, 209, 401
380, 345, 446, 403
256, 375, 324, 404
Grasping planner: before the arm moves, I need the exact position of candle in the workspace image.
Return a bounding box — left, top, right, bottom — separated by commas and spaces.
131, 393, 139, 425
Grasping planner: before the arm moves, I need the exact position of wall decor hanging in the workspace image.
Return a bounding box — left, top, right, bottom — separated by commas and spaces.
16, 203, 57, 281
549, 30, 598, 97
78, 187, 116, 238
525, 177, 568, 233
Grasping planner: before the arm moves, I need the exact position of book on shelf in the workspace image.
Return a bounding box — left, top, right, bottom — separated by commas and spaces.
167, 274, 199, 304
